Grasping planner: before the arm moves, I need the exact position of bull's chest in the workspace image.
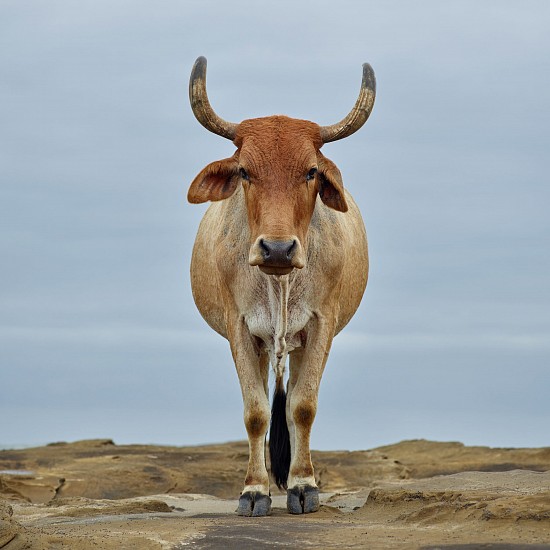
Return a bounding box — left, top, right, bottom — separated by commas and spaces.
244, 282, 312, 359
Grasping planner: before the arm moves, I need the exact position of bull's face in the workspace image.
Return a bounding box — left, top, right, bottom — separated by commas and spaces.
187, 57, 375, 275
188, 117, 348, 275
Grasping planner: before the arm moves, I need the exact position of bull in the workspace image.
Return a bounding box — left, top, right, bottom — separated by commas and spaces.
187, 57, 375, 516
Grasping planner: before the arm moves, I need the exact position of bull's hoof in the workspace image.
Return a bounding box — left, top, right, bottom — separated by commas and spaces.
237, 491, 272, 517
287, 485, 319, 514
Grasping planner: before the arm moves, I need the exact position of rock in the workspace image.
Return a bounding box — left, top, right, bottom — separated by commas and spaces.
1, 439, 549, 549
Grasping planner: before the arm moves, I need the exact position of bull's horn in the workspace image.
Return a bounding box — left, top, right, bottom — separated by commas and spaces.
319, 63, 376, 143
189, 56, 237, 140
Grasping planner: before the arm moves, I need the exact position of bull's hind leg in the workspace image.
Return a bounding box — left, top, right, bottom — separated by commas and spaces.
285, 318, 335, 514
229, 319, 272, 517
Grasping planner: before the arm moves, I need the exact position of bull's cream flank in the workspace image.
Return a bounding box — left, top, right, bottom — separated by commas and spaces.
187, 57, 376, 516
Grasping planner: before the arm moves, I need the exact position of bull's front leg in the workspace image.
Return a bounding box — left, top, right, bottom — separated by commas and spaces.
286, 315, 335, 514
228, 316, 272, 517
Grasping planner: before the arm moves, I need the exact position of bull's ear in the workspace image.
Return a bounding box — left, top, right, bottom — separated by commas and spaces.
188, 156, 240, 203
317, 154, 349, 213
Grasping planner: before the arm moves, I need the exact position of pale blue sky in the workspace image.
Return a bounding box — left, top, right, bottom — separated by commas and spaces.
1, 0, 549, 450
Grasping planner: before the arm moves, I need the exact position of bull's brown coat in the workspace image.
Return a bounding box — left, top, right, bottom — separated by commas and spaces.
187, 58, 375, 516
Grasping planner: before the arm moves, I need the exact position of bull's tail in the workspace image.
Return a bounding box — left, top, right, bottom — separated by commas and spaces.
269, 372, 290, 489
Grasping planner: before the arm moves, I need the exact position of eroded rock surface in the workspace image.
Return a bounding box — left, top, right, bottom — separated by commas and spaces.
1, 439, 548, 549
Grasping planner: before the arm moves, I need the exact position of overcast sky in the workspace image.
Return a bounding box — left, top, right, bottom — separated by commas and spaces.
1, 1, 549, 451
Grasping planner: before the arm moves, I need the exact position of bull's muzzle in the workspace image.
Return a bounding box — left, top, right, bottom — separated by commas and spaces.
249, 236, 305, 275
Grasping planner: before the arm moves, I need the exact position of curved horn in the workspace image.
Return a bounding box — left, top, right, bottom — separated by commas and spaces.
319, 63, 376, 143
189, 56, 237, 140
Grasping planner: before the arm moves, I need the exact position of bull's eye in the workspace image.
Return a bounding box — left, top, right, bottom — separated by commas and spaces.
239, 167, 249, 181
306, 167, 318, 181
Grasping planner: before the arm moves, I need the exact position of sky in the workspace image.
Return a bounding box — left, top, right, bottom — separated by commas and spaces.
1, 0, 549, 451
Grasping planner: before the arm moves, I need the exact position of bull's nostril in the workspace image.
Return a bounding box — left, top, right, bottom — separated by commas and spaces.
286, 240, 297, 259
259, 238, 270, 258
258, 239, 297, 266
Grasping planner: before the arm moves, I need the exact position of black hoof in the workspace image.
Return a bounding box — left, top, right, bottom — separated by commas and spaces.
287, 485, 319, 514
237, 491, 272, 517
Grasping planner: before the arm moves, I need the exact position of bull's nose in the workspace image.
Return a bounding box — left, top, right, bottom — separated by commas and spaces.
259, 239, 297, 266
248, 235, 305, 273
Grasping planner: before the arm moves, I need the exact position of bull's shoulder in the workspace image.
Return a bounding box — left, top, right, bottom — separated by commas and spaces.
308, 193, 367, 264
189, 197, 244, 337
305, 192, 368, 332
190, 192, 264, 335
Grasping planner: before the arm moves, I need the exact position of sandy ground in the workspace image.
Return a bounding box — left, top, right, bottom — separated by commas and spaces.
1, 439, 549, 549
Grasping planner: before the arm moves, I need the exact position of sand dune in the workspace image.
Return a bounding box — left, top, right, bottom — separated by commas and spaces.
1, 439, 549, 549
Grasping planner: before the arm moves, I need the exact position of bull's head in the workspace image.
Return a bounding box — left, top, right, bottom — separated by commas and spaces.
187, 57, 375, 276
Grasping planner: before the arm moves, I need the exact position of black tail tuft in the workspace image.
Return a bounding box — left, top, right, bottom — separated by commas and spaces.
269, 377, 290, 490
